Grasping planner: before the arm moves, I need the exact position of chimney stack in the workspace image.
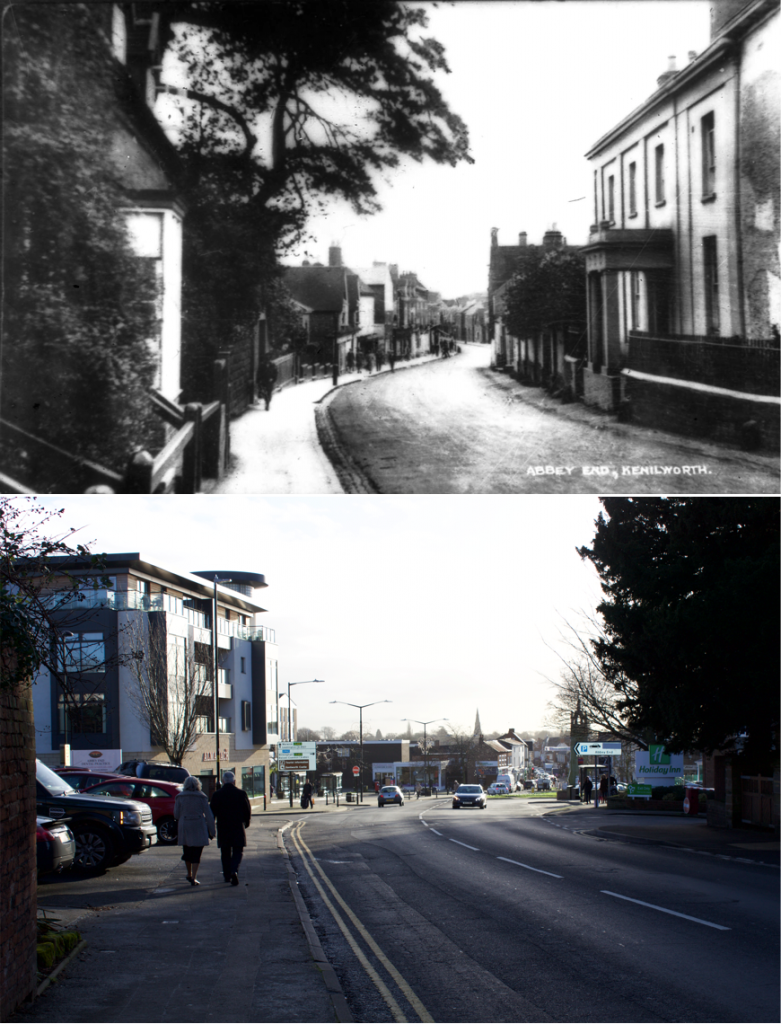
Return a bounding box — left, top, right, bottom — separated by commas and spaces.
329, 244, 342, 267
657, 55, 679, 89
543, 224, 563, 250
518, 232, 527, 247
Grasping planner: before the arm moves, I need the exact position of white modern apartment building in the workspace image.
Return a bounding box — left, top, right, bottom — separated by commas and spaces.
32, 553, 280, 797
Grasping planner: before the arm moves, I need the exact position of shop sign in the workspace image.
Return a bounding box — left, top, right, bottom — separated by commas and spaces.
635, 746, 684, 779
202, 749, 229, 762
71, 749, 122, 771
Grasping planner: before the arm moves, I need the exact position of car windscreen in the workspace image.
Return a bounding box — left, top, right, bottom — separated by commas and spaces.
147, 766, 189, 782
458, 786, 481, 793
380, 788, 397, 795
36, 761, 76, 796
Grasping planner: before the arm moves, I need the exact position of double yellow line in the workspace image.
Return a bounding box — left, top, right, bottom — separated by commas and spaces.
288, 820, 433, 1024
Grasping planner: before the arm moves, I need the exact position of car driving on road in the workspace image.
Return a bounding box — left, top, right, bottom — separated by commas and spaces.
452, 784, 486, 809
378, 785, 405, 807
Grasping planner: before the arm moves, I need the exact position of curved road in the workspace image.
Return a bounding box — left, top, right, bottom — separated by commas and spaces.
286, 799, 780, 1023
319, 346, 780, 493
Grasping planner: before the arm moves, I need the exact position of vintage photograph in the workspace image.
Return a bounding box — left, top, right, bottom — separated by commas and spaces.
2, 0, 779, 493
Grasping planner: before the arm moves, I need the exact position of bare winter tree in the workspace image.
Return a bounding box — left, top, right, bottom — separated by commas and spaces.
544, 614, 648, 750
123, 616, 212, 765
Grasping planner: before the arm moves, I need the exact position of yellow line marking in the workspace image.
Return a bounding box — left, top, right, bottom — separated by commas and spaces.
291, 821, 434, 1023
289, 822, 408, 1022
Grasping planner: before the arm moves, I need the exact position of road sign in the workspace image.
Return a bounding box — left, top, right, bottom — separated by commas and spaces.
278, 742, 316, 770
352, 766, 360, 775
575, 742, 622, 756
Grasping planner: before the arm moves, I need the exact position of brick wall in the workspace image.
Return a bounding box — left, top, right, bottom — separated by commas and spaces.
626, 375, 780, 452
628, 333, 780, 395
0, 681, 38, 1018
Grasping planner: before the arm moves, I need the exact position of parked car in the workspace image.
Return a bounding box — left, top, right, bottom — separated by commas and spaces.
36, 815, 75, 876
378, 785, 405, 808
55, 768, 129, 791
36, 759, 156, 872
486, 783, 509, 796
452, 784, 487, 809
116, 759, 190, 784
82, 777, 182, 844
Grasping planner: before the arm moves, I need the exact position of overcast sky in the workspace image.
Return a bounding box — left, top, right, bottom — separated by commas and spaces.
33, 494, 607, 739
282, 0, 712, 297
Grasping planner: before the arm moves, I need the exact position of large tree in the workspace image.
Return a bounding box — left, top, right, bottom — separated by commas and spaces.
578, 498, 780, 764
159, 0, 472, 393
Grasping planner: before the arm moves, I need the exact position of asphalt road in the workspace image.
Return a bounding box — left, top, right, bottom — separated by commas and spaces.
320, 346, 780, 493
285, 799, 780, 1023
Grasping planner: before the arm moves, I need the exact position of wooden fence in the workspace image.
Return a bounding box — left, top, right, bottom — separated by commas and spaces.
0, 358, 229, 494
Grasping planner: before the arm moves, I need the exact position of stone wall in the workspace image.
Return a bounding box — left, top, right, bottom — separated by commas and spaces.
0, 681, 38, 1019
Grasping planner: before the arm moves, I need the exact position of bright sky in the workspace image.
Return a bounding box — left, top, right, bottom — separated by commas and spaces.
283, 0, 712, 297
32, 495, 607, 738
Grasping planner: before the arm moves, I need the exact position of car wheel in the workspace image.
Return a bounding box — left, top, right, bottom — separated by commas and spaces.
157, 817, 178, 844
73, 827, 114, 872
452, 804, 459, 809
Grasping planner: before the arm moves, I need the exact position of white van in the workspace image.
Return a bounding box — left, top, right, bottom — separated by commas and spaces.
496, 773, 518, 792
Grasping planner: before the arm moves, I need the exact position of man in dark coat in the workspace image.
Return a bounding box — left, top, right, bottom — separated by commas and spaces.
210, 770, 252, 885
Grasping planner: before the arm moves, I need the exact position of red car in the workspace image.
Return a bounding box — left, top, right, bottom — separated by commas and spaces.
55, 768, 129, 790
82, 777, 182, 845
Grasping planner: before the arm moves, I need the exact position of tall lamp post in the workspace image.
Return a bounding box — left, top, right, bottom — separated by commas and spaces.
211, 577, 233, 790
287, 679, 324, 807
330, 699, 391, 803
402, 718, 448, 792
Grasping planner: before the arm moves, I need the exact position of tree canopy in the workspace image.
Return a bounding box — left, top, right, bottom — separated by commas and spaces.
504, 248, 586, 340
0, 498, 107, 691
578, 498, 780, 764
162, 0, 472, 241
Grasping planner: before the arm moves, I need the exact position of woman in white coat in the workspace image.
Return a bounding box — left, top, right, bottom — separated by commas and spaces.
174, 776, 215, 885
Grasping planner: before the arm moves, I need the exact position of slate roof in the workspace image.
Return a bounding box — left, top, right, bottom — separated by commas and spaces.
283, 266, 348, 313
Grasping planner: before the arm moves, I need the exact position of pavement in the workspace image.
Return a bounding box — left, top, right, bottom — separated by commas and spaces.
16, 796, 778, 1024
550, 800, 780, 866
209, 351, 448, 494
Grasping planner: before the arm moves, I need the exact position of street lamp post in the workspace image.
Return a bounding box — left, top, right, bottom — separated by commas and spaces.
402, 718, 448, 793
287, 679, 324, 807
330, 699, 391, 803
212, 577, 233, 790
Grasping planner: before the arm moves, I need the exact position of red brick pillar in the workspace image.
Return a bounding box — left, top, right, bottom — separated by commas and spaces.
0, 679, 38, 1017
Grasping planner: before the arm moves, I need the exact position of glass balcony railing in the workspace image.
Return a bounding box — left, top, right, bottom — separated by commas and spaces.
39, 590, 275, 642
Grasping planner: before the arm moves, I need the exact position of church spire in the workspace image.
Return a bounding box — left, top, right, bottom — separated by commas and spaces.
473, 708, 483, 739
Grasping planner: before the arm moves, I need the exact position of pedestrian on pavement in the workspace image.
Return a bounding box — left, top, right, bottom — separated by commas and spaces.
415, 781, 422, 800
256, 356, 278, 411
583, 775, 593, 805
302, 779, 314, 809
599, 774, 609, 806
174, 776, 215, 886
210, 770, 252, 885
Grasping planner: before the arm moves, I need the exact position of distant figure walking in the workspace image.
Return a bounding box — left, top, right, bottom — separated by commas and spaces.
175, 776, 215, 886
302, 779, 314, 809
257, 356, 278, 411
599, 774, 609, 807
415, 781, 422, 800
583, 776, 593, 805
210, 770, 252, 885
